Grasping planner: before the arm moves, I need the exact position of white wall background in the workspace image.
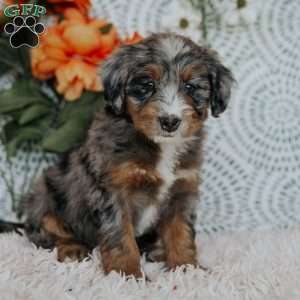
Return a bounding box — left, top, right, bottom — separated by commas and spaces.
0, 0, 299, 233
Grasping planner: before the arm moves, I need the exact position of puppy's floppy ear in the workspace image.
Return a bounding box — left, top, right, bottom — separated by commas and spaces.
208, 52, 235, 117
101, 48, 129, 115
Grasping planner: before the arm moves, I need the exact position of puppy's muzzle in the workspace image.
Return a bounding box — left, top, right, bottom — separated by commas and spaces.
158, 114, 181, 133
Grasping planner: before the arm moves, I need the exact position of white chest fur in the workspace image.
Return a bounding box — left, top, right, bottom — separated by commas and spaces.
135, 142, 183, 236
135, 205, 158, 236
156, 143, 179, 201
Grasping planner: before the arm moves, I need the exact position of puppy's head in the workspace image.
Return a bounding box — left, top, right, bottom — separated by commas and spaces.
102, 33, 234, 141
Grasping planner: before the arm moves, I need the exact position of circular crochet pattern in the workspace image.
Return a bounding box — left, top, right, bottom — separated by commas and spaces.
0, 0, 299, 233
249, 0, 300, 68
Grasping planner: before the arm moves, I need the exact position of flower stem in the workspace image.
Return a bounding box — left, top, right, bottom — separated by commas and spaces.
188, 0, 209, 43
200, 0, 208, 41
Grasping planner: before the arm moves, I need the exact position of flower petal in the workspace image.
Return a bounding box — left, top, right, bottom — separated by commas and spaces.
63, 24, 101, 55
63, 8, 86, 22
64, 80, 84, 101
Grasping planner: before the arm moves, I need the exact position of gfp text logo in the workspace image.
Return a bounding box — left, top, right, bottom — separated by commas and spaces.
4, 4, 46, 18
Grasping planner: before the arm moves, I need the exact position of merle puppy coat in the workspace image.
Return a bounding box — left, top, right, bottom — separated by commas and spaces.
22, 33, 234, 277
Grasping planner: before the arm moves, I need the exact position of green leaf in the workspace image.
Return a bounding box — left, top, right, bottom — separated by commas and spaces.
1, 91, 105, 154
1, 113, 52, 156
41, 92, 105, 153
58, 92, 104, 126
2, 121, 43, 157
6, 128, 43, 157
0, 38, 23, 74
0, 63, 11, 75
41, 120, 88, 153
18, 104, 51, 125
1, 121, 19, 143
0, 80, 49, 114
0, 37, 31, 75
6, 110, 23, 122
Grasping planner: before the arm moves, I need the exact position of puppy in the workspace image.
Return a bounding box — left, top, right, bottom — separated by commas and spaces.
22, 33, 234, 277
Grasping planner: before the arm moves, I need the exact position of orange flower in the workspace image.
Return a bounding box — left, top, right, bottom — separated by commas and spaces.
31, 8, 120, 101
123, 32, 143, 45
56, 60, 102, 101
31, 8, 143, 101
46, 0, 90, 15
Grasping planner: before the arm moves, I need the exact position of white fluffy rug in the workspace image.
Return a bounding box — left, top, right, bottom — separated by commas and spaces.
1, 229, 300, 300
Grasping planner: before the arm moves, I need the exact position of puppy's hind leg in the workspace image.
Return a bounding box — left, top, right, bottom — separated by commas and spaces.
56, 239, 89, 262
41, 213, 89, 262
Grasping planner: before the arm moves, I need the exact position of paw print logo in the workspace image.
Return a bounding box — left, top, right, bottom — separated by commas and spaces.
4, 16, 45, 48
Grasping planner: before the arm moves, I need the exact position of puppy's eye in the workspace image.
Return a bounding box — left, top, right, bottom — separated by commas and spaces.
184, 83, 196, 94
183, 82, 209, 107
128, 77, 155, 101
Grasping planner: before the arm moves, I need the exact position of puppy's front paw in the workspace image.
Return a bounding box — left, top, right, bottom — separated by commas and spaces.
166, 253, 198, 271
160, 214, 198, 271
103, 255, 143, 278
56, 241, 89, 262
110, 161, 162, 190
101, 247, 142, 278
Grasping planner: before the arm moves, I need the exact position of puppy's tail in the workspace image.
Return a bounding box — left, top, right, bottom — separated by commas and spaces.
0, 220, 24, 235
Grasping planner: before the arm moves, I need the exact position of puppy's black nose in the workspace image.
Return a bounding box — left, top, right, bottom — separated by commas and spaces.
159, 115, 181, 132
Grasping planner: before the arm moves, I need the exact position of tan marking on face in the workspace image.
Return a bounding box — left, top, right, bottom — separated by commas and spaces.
180, 64, 208, 82
160, 213, 197, 269
110, 161, 162, 191
145, 64, 163, 81
181, 65, 194, 82
127, 99, 159, 138
41, 213, 73, 240
181, 96, 207, 137
100, 214, 142, 277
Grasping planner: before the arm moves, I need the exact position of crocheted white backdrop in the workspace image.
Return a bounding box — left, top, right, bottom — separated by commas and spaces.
0, 0, 299, 233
